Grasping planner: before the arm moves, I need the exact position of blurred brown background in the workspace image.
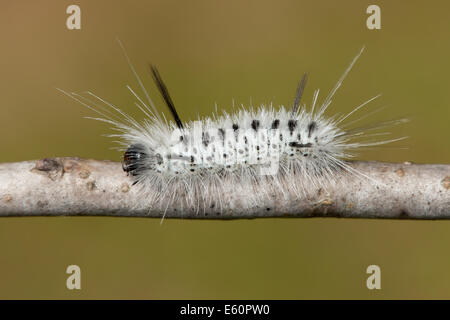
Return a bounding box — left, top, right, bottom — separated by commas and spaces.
0, 0, 449, 299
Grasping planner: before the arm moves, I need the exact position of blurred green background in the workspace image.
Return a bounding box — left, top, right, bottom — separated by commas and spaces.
0, 0, 449, 299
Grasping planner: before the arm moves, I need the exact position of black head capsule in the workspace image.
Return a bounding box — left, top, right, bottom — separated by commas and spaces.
122, 144, 148, 176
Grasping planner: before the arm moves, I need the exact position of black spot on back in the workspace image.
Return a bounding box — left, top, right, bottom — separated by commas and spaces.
271, 119, 280, 129
289, 142, 312, 148
218, 128, 225, 145
232, 123, 239, 131
288, 120, 297, 134
251, 120, 260, 131
308, 121, 317, 138
202, 131, 210, 147
218, 128, 225, 138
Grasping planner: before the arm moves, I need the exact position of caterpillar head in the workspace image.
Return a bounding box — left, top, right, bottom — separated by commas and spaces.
122, 144, 148, 177
122, 143, 163, 177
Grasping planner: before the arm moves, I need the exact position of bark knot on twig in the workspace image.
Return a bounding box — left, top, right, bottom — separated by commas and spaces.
31, 158, 65, 181
442, 176, 450, 190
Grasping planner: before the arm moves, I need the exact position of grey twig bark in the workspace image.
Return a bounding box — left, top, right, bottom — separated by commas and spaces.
0, 157, 448, 219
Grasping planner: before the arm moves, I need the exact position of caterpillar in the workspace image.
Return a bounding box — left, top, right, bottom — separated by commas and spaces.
59, 44, 406, 218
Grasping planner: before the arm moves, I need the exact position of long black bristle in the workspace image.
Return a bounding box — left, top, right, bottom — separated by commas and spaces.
149, 65, 184, 129
291, 73, 308, 116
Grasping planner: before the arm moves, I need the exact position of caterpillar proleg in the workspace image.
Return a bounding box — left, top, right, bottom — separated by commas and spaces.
59, 45, 407, 218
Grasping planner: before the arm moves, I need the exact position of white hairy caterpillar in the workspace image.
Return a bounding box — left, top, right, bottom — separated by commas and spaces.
59, 45, 406, 217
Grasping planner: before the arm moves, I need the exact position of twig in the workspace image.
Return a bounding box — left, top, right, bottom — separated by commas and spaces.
0, 158, 448, 219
